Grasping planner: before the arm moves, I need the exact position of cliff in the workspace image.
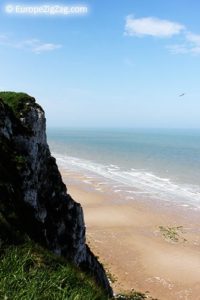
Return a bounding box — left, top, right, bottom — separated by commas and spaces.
0, 92, 112, 297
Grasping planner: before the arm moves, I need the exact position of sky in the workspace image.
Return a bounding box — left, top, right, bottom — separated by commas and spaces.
0, 0, 200, 128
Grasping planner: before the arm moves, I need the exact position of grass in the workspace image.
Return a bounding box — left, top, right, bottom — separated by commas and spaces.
0, 238, 158, 300
0, 91, 42, 118
0, 242, 109, 300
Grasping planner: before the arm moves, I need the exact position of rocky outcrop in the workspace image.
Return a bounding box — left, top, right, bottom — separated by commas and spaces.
0, 92, 112, 296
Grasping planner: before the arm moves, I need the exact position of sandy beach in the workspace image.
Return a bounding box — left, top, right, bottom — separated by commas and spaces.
61, 168, 200, 300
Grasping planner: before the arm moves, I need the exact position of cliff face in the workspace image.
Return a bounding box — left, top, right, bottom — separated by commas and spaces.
0, 92, 112, 296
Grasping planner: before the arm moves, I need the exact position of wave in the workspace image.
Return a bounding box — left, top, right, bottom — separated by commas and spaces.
53, 152, 200, 209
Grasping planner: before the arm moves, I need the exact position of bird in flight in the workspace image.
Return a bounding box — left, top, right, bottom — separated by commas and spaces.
179, 93, 185, 97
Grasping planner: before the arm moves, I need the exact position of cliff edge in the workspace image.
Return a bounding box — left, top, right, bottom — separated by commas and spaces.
0, 92, 112, 297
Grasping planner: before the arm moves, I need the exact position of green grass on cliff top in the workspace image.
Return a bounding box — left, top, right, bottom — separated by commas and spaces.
0, 91, 42, 117
0, 241, 109, 300
0, 215, 150, 300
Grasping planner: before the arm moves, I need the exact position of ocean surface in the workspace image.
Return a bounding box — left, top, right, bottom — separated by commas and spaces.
47, 128, 200, 210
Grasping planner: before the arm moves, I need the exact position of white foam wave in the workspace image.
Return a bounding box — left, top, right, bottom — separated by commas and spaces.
53, 152, 200, 209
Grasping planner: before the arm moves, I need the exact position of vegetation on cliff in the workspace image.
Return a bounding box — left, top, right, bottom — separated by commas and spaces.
0, 91, 42, 118
0, 241, 108, 300
0, 92, 111, 299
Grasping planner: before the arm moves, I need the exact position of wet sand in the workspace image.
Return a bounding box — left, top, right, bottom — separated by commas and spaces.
61, 169, 200, 300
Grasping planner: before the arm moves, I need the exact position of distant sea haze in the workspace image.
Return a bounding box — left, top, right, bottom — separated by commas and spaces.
47, 128, 200, 210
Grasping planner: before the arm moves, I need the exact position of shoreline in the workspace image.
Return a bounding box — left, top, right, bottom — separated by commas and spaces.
60, 167, 200, 300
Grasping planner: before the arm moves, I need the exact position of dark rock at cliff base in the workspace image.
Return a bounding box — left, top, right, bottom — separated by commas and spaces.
0, 92, 112, 297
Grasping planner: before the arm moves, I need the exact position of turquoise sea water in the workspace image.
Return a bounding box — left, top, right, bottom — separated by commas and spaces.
47, 128, 200, 209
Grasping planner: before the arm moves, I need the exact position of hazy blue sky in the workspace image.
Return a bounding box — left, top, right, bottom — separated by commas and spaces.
0, 0, 200, 128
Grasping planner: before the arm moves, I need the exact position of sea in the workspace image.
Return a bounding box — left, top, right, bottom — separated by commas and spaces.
47, 128, 200, 210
